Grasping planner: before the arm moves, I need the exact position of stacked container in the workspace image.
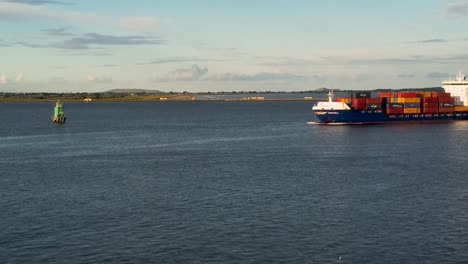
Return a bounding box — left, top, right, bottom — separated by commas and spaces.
378, 92, 395, 98
422, 97, 439, 114
439, 97, 455, 113
386, 102, 404, 114
352, 98, 367, 110
365, 98, 382, 110
401, 97, 421, 114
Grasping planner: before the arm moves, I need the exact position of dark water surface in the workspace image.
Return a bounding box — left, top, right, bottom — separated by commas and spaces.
1, 101, 467, 263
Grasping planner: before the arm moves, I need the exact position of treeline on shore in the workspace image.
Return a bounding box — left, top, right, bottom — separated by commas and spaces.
0, 87, 444, 102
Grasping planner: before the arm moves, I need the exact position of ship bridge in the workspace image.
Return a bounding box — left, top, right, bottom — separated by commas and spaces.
442, 71, 468, 106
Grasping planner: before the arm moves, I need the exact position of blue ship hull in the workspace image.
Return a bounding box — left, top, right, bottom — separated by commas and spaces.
313, 110, 468, 124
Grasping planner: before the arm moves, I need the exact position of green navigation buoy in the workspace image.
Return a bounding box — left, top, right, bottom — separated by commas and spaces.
52, 99, 66, 123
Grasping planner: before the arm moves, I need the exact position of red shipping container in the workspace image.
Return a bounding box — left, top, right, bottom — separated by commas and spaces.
352, 98, 366, 110
423, 97, 439, 103
431, 92, 451, 98
438, 97, 454, 103
386, 108, 404, 114
422, 107, 438, 114
366, 98, 382, 104
439, 107, 454, 113
397, 92, 417, 97
379, 92, 394, 98
423, 103, 439, 109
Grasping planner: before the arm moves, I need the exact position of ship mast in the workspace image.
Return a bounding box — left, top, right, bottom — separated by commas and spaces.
327, 90, 334, 102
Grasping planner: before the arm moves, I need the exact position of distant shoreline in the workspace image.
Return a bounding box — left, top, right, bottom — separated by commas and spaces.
0, 87, 443, 102
0, 94, 322, 103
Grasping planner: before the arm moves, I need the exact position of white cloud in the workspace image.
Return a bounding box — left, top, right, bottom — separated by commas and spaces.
0, 3, 162, 33
0, 74, 6, 84
444, 1, 468, 18
119, 16, 159, 33
155, 65, 208, 82
86, 74, 112, 83
87, 74, 96, 81
15, 73, 24, 82
0, 1, 99, 23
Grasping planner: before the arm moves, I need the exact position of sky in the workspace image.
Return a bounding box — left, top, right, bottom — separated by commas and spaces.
1, 0, 468, 92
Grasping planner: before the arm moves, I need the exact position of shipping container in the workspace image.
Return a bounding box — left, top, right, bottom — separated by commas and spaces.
455, 106, 468, 112
401, 97, 421, 103
378, 92, 394, 98
439, 107, 454, 113
404, 103, 421, 108
404, 108, 421, 114
352, 98, 366, 110
366, 103, 382, 110
431, 92, 451, 98
386, 108, 404, 114
417, 92, 432, 98
365, 98, 382, 104
390, 97, 421, 103
440, 102, 454, 108
422, 107, 438, 114
438, 97, 455, 103
397, 92, 418, 97
387, 103, 404, 108
423, 97, 439, 103
354, 91, 372, 98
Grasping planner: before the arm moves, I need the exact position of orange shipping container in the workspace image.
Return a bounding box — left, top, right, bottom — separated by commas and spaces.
455, 106, 468, 112
404, 108, 421, 114
379, 92, 394, 98
400, 97, 421, 103
417, 92, 432, 98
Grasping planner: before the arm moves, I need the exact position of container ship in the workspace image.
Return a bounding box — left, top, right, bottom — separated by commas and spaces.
312, 71, 468, 124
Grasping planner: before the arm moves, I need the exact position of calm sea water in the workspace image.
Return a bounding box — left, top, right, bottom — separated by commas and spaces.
1, 101, 467, 263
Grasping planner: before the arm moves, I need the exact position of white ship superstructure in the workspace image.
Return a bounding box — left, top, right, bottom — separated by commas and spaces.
312, 90, 351, 111
442, 71, 468, 106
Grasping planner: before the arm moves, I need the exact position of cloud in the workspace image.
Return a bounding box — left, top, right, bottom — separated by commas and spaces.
207, 72, 305, 82
426, 72, 449, 78
41, 26, 73, 36
52, 33, 166, 49
155, 65, 208, 82
256, 56, 317, 67
0, 2, 162, 34
137, 57, 219, 65
15, 73, 24, 82
119, 16, 159, 33
14, 41, 47, 48
409, 39, 447, 43
49, 76, 66, 82
0, 1, 99, 23
397, 74, 416, 78
87, 75, 112, 83
0, 74, 6, 84
444, 1, 468, 18
3, 0, 71, 5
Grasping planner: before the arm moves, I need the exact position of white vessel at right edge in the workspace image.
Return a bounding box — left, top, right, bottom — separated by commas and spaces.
442, 71, 468, 106
311, 71, 468, 124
